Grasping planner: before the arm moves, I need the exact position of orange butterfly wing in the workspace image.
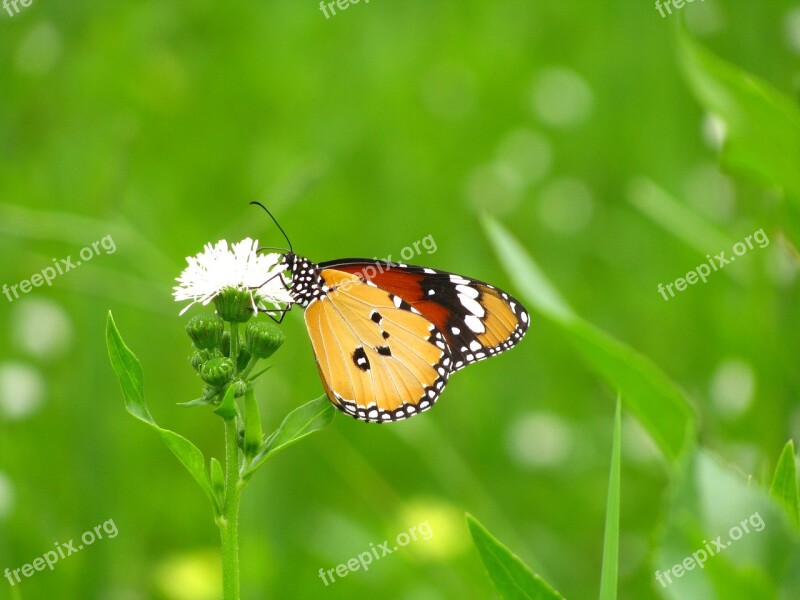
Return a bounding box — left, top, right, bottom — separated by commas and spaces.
318, 260, 529, 370
303, 269, 452, 422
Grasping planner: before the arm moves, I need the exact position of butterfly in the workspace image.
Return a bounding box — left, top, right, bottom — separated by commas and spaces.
253, 203, 530, 423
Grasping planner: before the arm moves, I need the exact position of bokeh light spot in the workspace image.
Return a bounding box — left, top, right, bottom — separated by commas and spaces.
710, 358, 755, 419
0, 362, 46, 420
465, 162, 523, 215
701, 113, 728, 150
537, 177, 594, 234
530, 68, 593, 128
495, 129, 553, 188
154, 549, 222, 600
684, 0, 725, 36
506, 412, 573, 469
12, 298, 73, 360
0, 472, 15, 520
784, 8, 800, 53
683, 165, 736, 222
15, 22, 62, 76
398, 497, 471, 560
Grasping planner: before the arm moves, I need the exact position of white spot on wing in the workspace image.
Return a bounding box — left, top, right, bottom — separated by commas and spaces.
449, 275, 470, 285
459, 295, 486, 318
455, 284, 479, 298
464, 315, 485, 334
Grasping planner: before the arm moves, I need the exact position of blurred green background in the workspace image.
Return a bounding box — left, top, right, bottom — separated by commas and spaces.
1, 1, 800, 598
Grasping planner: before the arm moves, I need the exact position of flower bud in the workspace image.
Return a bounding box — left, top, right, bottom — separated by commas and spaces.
215, 288, 257, 323
186, 313, 224, 350
246, 321, 285, 359
220, 332, 249, 366
200, 357, 234, 387
237, 347, 252, 371
233, 378, 248, 398
191, 348, 222, 371
221, 332, 230, 357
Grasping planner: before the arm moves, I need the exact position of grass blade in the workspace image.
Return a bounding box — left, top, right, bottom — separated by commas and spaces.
598, 397, 621, 600
482, 215, 696, 464
676, 21, 800, 200
466, 513, 565, 600
626, 177, 746, 283
626, 177, 733, 254
769, 440, 800, 527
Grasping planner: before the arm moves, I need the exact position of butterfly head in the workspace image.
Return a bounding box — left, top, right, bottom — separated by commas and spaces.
280, 252, 325, 308
280, 250, 297, 274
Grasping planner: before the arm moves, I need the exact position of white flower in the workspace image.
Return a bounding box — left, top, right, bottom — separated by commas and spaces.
173, 238, 293, 316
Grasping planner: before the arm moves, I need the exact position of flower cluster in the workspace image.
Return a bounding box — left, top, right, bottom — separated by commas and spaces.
173, 238, 292, 318
174, 238, 291, 407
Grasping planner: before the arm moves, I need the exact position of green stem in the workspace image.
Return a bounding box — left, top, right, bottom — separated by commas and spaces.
230, 321, 240, 375
219, 320, 242, 600
219, 416, 242, 600
239, 355, 260, 381
246, 365, 272, 382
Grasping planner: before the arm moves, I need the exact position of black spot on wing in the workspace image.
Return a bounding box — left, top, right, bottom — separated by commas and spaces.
352, 346, 370, 371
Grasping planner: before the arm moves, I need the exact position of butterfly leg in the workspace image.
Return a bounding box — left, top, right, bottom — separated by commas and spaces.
250, 269, 294, 323
252, 271, 292, 293
258, 304, 293, 324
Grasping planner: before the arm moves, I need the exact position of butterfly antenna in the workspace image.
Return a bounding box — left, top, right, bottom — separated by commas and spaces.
249, 201, 293, 253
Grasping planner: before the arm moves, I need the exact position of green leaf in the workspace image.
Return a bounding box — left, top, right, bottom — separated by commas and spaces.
243, 386, 263, 460
466, 513, 565, 600
655, 450, 795, 599
599, 397, 621, 600
210, 457, 225, 503
242, 395, 335, 479
770, 440, 800, 527
676, 21, 800, 200
213, 384, 237, 420
106, 313, 149, 422
482, 216, 696, 464
177, 396, 216, 408
105, 311, 219, 513
626, 177, 747, 283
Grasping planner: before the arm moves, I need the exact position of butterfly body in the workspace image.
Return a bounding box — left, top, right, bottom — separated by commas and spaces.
279, 251, 529, 423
